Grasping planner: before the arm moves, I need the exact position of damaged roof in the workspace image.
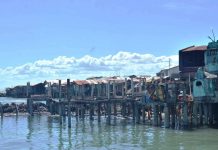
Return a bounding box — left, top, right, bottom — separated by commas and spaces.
181, 45, 207, 52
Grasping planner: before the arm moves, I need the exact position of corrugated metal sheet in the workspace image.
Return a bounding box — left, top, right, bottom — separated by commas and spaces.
181, 45, 207, 52
73, 80, 90, 85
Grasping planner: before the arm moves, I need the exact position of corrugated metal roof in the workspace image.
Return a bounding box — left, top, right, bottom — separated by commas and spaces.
73, 80, 90, 85
181, 45, 207, 52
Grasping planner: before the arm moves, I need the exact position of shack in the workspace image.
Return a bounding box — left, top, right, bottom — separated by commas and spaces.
179, 45, 207, 79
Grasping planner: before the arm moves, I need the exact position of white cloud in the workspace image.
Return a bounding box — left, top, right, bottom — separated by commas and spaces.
0, 51, 178, 89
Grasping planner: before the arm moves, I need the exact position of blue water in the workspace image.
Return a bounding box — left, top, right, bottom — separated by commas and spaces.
0, 98, 218, 150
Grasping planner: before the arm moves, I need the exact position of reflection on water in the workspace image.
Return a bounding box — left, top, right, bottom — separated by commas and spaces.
0, 115, 218, 150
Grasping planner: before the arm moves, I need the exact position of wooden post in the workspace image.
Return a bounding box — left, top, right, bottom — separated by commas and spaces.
122, 102, 126, 117
15, 104, 19, 116
81, 84, 85, 99
49, 100, 53, 115
107, 81, 110, 100
48, 82, 52, 98
152, 104, 158, 126
113, 102, 117, 116
26, 82, 30, 98
142, 105, 146, 123
97, 103, 101, 122
199, 103, 203, 125
193, 102, 198, 127
203, 103, 208, 125
97, 83, 101, 98
136, 103, 140, 124
182, 85, 188, 129
106, 101, 111, 124
28, 98, 33, 116
80, 105, 85, 119
131, 78, 134, 97
89, 104, 94, 121
139, 77, 142, 93
124, 78, 127, 97
67, 79, 71, 128
164, 103, 170, 128
0, 102, 3, 118
113, 80, 116, 97
91, 84, 94, 99
122, 82, 125, 98
208, 103, 213, 125
132, 101, 135, 121
183, 102, 189, 129
58, 80, 62, 124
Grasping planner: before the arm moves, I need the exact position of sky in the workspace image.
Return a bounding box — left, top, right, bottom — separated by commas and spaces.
0, 0, 218, 90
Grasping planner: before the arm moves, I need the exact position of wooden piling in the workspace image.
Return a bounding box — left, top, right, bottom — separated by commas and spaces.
131, 78, 134, 97
49, 100, 53, 115
171, 104, 176, 128
106, 101, 111, 124
152, 104, 158, 126
113, 80, 116, 97
135, 103, 140, 124
89, 104, 94, 121
182, 102, 189, 129
107, 81, 110, 100
199, 103, 203, 125
121, 102, 126, 117
15, 104, 19, 116
193, 102, 198, 127
208, 103, 213, 125
139, 77, 142, 93
26, 82, 30, 98
203, 103, 208, 125
91, 84, 94, 99
142, 105, 146, 123
97, 83, 101, 97
81, 105, 85, 119
182, 85, 189, 128
124, 78, 127, 97
0, 103, 3, 118
67, 79, 71, 128
28, 98, 33, 116
58, 80, 62, 124
164, 103, 170, 128
97, 103, 101, 122
113, 102, 117, 116
132, 101, 135, 121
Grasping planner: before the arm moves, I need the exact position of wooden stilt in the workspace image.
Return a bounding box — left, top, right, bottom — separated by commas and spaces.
29, 99, 33, 116
208, 103, 213, 125
97, 103, 101, 122
199, 103, 203, 125
171, 104, 176, 128
182, 102, 189, 129
142, 105, 146, 123
81, 105, 85, 119
67, 79, 71, 128
89, 104, 94, 121
113, 102, 117, 116
193, 102, 198, 127
203, 103, 208, 125
152, 104, 158, 126
15, 104, 19, 116
136, 103, 140, 124
164, 103, 170, 128
132, 101, 135, 121
106, 102, 111, 124
0, 103, 3, 118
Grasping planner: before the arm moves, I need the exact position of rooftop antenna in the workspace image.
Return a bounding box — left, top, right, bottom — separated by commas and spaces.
208, 29, 216, 42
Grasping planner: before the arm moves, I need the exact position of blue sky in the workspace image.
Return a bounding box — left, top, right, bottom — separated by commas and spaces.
0, 0, 218, 90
